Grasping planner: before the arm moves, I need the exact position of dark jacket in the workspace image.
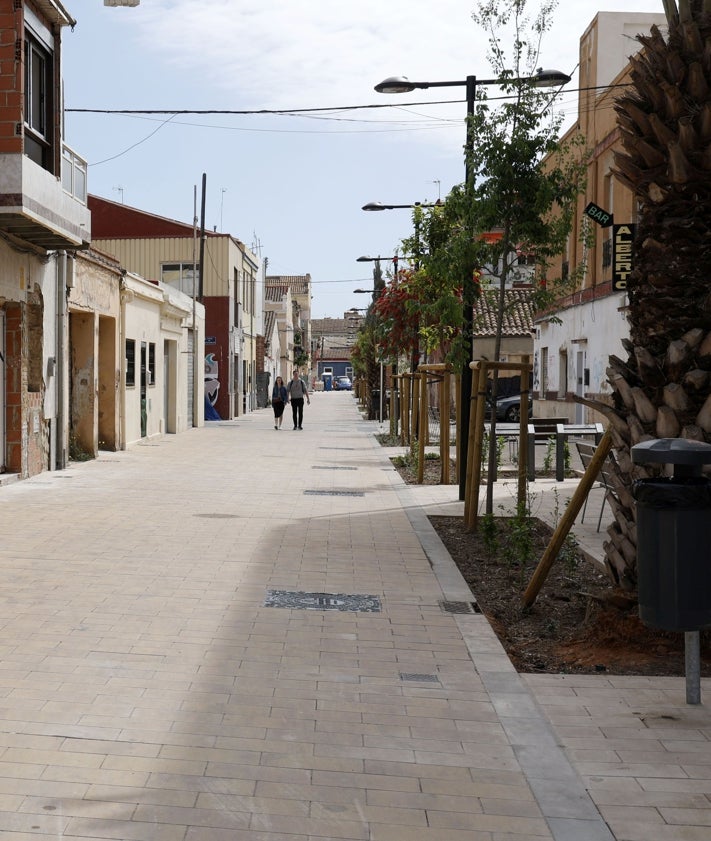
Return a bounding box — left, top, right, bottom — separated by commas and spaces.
271, 384, 288, 403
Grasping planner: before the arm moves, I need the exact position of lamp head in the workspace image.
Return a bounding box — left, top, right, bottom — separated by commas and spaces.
362, 202, 385, 211
375, 76, 417, 94
532, 68, 571, 87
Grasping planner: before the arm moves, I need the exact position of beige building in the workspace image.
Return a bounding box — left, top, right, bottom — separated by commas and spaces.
536, 11, 666, 423
266, 274, 312, 378
89, 195, 260, 420
68, 248, 205, 456
120, 271, 204, 447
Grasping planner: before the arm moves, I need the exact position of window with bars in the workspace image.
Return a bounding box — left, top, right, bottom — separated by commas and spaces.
126, 339, 136, 387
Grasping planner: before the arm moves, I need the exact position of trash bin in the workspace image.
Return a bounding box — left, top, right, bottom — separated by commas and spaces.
323, 374, 332, 391
632, 438, 711, 631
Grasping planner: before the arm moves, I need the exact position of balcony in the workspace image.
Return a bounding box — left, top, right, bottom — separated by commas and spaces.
0, 143, 91, 251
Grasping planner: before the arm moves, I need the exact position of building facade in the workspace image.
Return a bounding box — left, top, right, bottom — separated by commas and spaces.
0, 1, 91, 480
88, 195, 260, 421
265, 274, 312, 379
535, 12, 667, 422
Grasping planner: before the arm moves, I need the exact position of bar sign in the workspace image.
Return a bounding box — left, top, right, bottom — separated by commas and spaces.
612, 224, 635, 291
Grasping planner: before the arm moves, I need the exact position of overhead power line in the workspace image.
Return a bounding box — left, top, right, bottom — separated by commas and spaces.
66, 84, 628, 117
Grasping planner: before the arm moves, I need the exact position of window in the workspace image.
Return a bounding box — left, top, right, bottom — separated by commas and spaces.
24, 31, 53, 170
602, 237, 612, 270
161, 263, 199, 296
559, 350, 568, 398
148, 343, 156, 386
540, 347, 549, 399
126, 339, 136, 386
233, 268, 240, 326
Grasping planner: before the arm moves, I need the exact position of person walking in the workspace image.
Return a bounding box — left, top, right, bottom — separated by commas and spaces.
271, 376, 288, 429
286, 369, 310, 430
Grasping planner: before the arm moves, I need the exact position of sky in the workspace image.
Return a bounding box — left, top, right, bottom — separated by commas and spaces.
62, 0, 664, 318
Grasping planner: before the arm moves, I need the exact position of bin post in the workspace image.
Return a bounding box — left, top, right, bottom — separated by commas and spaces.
632, 438, 711, 706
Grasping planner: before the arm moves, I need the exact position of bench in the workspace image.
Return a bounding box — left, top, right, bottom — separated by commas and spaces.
555, 423, 605, 481
526, 418, 570, 480
484, 418, 569, 480
574, 438, 617, 530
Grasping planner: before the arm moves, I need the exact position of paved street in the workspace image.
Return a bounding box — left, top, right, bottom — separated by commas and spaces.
0, 392, 709, 841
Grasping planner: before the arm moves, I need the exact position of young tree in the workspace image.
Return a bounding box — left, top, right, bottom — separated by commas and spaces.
413, 0, 586, 512
351, 261, 387, 420
596, 0, 711, 589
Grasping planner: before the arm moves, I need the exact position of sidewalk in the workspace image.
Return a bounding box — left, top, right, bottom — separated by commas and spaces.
0, 392, 708, 841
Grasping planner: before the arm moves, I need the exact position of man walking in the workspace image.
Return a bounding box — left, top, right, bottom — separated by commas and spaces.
287, 369, 310, 430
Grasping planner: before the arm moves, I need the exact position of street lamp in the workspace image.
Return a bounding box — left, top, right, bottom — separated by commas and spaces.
356, 256, 400, 426
362, 201, 439, 212
375, 67, 571, 500
362, 200, 440, 372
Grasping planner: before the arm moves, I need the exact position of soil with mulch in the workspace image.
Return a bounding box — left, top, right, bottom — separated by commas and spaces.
389, 452, 711, 676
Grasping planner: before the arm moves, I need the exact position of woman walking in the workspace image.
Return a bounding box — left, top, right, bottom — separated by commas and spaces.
271, 376, 288, 429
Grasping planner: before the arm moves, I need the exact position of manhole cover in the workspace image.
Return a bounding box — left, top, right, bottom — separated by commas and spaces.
194, 513, 241, 519
304, 489, 364, 497
264, 590, 381, 612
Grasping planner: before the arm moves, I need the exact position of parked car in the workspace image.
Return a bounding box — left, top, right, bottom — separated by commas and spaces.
335, 376, 353, 391
485, 394, 533, 422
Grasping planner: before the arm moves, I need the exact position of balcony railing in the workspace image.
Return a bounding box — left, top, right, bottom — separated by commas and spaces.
61, 143, 88, 204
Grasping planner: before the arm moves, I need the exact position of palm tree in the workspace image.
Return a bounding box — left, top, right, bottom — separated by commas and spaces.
602, 0, 711, 589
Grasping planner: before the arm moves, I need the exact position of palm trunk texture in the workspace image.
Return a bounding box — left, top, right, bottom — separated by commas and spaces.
600, 1, 711, 589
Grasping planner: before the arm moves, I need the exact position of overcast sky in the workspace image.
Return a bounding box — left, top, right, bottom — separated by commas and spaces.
62, 1, 664, 317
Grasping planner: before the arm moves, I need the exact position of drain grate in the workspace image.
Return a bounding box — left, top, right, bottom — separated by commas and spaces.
320, 447, 357, 451
304, 489, 364, 497
439, 600, 481, 614
312, 466, 358, 471
400, 673, 440, 683
265, 590, 381, 612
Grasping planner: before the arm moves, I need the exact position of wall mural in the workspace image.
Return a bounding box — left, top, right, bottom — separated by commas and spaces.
205, 353, 220, 406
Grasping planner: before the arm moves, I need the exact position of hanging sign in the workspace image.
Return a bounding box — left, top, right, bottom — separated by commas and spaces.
584, 201, 614, 228
612, 224, 635, 291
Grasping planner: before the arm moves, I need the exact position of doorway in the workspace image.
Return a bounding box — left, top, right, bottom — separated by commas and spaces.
140, 341, 147, 437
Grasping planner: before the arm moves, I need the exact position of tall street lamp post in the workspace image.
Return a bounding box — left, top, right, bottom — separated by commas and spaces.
375, 68, 571, 500
362, 200, 439, 373
355, 257, 397, 426
353, 284, 385, 424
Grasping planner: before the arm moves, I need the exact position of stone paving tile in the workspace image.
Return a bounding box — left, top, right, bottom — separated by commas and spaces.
0, 397, 708, 839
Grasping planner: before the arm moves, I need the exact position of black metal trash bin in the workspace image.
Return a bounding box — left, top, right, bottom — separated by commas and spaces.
633, 476, 711, 631
371, 389, 387, 420
632, 438, 711, 632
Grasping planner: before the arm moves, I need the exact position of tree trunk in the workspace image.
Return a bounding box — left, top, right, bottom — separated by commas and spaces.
604, 7, 711, 590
